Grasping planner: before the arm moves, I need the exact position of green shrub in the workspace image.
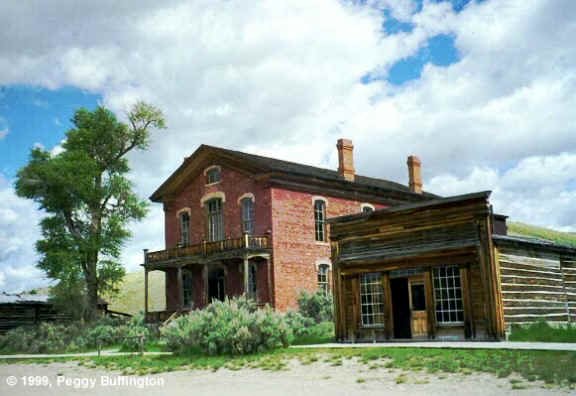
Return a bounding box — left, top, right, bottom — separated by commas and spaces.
283, 311, 315, 338
118, 312, 151, 351
509, 321, 576, 343
297, 290, 333, 323
161, 297, 292, 356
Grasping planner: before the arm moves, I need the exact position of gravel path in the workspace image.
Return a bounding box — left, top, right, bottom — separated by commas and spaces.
0, 359, 573, 396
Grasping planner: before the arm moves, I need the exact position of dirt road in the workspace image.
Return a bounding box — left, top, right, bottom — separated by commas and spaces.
0, 360, 571, 396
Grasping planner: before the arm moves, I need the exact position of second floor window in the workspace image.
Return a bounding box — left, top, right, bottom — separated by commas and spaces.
241, 197, 255, 234
206, 167, 221, 184
314, 199, 326, 242
207, 198, 224, 241
179, 211, 190, 247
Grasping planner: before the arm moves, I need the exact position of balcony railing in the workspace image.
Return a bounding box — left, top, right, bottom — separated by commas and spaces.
145, 234, 270, 264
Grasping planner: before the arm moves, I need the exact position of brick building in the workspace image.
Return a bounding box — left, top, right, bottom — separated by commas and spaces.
143, 139, 434, 320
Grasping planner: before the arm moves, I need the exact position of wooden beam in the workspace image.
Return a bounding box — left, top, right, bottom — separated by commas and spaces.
144, 269, 149, 316
243, 256, 249, 295
177, 266, 184, 311
382, 272, 393, 339
424, 268, 436, 339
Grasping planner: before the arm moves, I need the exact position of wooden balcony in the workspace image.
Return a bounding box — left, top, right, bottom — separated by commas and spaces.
144, 234, 271, 267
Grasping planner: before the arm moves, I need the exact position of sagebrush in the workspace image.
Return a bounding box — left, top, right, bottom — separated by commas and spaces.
161, 297, 292, 355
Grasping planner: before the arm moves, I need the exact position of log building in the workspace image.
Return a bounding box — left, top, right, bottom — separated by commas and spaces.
329, 191, 576, 341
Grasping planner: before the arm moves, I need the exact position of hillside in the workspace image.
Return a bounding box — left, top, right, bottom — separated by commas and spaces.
508, 221, 576, 248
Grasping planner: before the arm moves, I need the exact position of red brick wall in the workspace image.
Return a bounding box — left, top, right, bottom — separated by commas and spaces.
164, 167, 272, 247
270, 187, 386, 311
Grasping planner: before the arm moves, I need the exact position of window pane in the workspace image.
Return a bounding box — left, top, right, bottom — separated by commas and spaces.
314, 200, 326, 242
360, 273, 385, 327
241, 198, 255, 234
433, 266, 464, 324
317, 264, 329, 296
207, 199, 224, 241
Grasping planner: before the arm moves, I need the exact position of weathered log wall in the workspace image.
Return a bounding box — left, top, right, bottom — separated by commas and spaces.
0, 303, 70, 334
498, 248, 576, 324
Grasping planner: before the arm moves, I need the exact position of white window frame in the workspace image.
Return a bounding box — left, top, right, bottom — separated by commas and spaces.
360, 272, 385, 328
317, 264, 330, 296
433, 266, 464, 325
314, 199, 327, 242
360, 203, 375, 214
177, 208, 191, 247
240, 196, 255, 235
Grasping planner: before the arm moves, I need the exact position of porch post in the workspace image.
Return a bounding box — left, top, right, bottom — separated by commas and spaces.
243, 256, 249, 295
266, 258, 273, 305
202, 264, 208, 306
144, 268, 149, 316
177, 266, 184, 310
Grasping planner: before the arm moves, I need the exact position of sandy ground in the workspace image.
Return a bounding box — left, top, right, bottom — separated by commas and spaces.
0, 359, 573, 396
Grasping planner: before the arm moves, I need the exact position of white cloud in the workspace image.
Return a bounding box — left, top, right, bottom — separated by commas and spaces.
0, 0, 575, 290
0, 128, 7, 139
0, 175, 46, 292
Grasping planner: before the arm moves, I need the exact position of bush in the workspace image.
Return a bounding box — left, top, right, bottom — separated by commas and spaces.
296, 290, 333, 323
161, 297, 292, 356
0, 316, 137, 354
118, 312, 151, 351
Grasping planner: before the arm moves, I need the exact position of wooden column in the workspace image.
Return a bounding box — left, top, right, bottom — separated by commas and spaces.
266, 258, 273, 306
382, 272, 393, 340
424, 267, 436, 339
461, 266, 475, 339
202, 264, 208, 306
177, 266, 184, 311
243, 256, 250, 295
144, 269, 149, 316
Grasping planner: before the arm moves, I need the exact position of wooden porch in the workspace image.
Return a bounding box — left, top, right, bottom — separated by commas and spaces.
143, 234, 272, 322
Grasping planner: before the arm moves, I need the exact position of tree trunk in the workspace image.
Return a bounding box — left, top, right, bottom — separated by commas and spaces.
84, 254, 99, 322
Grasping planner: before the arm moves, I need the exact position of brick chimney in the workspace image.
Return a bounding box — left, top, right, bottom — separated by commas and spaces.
337, 139, 355, 182
407, 155, 422, 194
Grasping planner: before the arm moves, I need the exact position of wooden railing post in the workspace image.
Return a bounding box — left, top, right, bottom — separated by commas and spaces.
244, 232, 249, 248
202, 239, 207, 256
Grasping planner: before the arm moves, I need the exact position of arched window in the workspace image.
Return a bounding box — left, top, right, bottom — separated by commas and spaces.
317, 264, 330, 295
314, 199, 327, 242
206, 167, 221, 184
206, 198, 224, 241
248, 263, 257, 300
361, 204, 375, 214
179, 211, 190, 247
241, 197, 255, 234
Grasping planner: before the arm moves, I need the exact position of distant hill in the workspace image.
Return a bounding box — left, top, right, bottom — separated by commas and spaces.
105, 270, 165, 316
508, 221, 576, 248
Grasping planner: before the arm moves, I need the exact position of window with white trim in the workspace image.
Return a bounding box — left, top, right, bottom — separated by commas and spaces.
241, 197, 255, 234
314, 200, 326, 242
317, 264, 329, 295
433, 266, 464, 324
361, 205, 374, 214
248, 263, 257, 300
360, 273, 385, 327
206, 198, 224, 241
206, 167, 221, 184
179, 211, 190, 247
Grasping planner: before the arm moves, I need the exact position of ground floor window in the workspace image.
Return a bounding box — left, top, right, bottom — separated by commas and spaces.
248, 263, 257, 300
183, 270, 193, 308
360, 272, 385, 327
433, 266, 464, 324
317, 264, 329, 295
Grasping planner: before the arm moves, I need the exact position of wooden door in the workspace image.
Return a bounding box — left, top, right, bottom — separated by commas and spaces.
409, 279, 428, 338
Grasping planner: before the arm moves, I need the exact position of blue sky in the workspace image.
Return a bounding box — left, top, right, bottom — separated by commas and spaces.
1, 0, 575, 292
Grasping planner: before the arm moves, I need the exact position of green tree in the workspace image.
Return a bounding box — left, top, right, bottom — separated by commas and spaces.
16, 102, 165, 320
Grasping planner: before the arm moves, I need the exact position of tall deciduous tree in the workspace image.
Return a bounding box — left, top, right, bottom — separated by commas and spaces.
16, 102, 166, 320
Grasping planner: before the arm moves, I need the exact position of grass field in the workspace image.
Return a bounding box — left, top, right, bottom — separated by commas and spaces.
508, 221, 576, 247
63, 347, 576, 387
